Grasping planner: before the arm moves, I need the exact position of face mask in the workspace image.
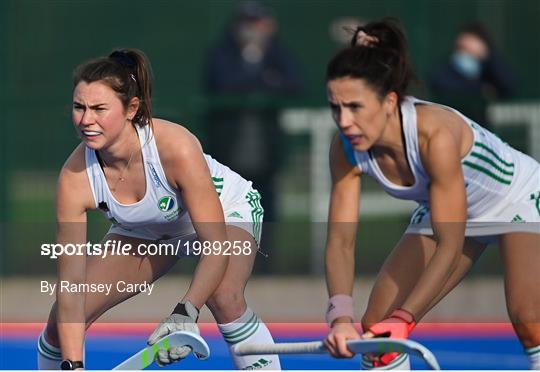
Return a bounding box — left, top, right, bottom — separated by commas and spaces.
452, 51, 481, 79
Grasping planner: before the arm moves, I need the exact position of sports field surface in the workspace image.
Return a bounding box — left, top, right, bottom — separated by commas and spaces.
0, 323, 528, 370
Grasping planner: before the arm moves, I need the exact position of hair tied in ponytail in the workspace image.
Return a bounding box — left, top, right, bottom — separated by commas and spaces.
109, 50, 136, 68
327, 18, 417, 105
352, 28, 379, 47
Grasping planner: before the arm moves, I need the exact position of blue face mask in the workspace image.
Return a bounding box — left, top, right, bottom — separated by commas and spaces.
452, 51, 481, 79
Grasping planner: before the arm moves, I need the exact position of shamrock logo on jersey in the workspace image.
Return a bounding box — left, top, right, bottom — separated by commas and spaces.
158, 196, 175, 212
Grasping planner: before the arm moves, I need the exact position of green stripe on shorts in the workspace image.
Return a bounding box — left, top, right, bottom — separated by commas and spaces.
213, 178, 224, 196
246, 191, 264, 245
531, 192, 540, 217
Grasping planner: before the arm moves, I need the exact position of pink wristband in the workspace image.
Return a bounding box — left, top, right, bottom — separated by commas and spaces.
325, 294, 354, 325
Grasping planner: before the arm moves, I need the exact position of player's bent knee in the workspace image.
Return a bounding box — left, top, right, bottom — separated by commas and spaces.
507, 305, 540, 346
45, 328, 58, 347
207, 290, 246, 320
43, 323, 59, 347
513, 322, 540, 347
508, 305, 540, 326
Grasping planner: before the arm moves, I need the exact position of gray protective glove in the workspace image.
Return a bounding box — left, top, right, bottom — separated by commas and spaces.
147, 301, 200, 367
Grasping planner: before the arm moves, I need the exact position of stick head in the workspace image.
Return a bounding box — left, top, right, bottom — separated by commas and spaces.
167, 331, 210, 360
113, 330, 210, 370
346, 339, 440, 370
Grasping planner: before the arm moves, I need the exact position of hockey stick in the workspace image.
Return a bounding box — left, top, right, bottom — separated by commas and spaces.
113, 331, 210, 370
234, 338, 440, 370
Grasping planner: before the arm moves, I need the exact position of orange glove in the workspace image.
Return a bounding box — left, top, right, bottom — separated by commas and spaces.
367, 309, 416, 367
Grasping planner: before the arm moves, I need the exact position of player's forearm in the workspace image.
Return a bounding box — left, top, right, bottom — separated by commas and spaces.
325, 241, 356, 296
56, 249, 87, 359
183, 220, 230, 308
183, 253, 229, 309
401, 241, 462, 319
325, 246, 356, 325
57, 294, 85, 360
325, 217, 357, 293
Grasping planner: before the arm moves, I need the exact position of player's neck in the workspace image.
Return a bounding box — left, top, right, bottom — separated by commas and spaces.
371, 109, 403, 157
100, 126, 140, 169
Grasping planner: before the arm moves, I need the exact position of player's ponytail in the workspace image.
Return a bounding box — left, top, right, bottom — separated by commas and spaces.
120, 49, 153, 127
73, 48, 153, 128
326, 18, 416, 104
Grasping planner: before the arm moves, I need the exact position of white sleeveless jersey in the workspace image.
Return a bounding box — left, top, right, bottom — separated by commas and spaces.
85, 125, 253, 241
341, 96, 540, 231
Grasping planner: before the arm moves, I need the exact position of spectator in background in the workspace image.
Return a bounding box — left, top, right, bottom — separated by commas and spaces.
204, 1, 304, 226
429, 22, 516, 127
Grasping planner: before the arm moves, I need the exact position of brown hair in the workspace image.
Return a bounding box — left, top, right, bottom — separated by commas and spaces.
73, 48, 153, 127
326, 18, 417, 104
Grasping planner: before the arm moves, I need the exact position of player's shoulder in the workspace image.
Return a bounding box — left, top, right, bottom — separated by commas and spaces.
60, 143, 88, 180
57, 143, 95, 210
416, 104, 466, 132
330, 132, 362, 179
416, 103, 465, 133
152, 118, 202, 154
416, 109, 463, 177
416, 104, 465, 151
151, 118, 204, 171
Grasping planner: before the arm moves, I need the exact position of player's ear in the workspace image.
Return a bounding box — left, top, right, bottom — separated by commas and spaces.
126, 97, 140, 121
383, 92, 398, 114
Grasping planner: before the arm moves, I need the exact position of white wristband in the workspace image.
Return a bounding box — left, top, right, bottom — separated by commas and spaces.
325, 294, 354, 325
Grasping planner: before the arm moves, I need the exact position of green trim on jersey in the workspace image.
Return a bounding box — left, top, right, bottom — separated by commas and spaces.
473, 142, 514, 168
470, 152, 514, 176
463, 142, 514, 185
463, 161, 512, 185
